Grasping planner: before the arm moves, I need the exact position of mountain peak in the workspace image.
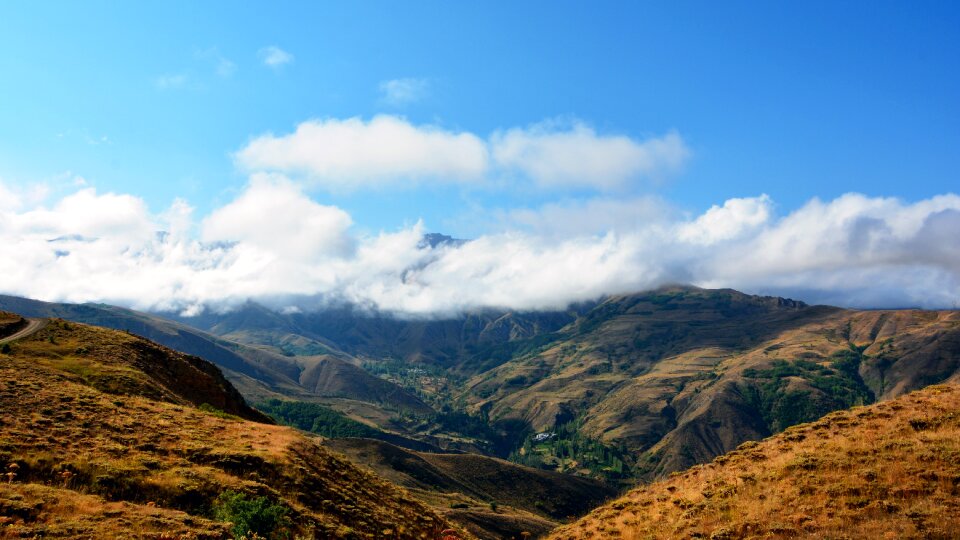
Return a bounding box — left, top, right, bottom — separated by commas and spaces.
418, 232, 468, 249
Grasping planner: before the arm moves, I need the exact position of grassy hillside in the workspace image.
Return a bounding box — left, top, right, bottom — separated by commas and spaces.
326, 438, 616, 539
296, 354, 432, 415
464, 287, 834, 432
0, 317, 466, 539
548, 383, 960, 539
7, 289, 959, 490
459, 287, 960, 480
0, 295, 433, 431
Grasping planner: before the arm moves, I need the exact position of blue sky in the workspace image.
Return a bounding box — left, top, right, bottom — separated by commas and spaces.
0, 2, 958, 312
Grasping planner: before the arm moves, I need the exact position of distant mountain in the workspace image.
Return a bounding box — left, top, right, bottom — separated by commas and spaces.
171, 301, 584, 375
0, 315, 463, 538
549, 383, 960, 539
162, 286, 960, 483
0, 295, 432, 424
418, 232, 469, 249
459, 287, 960, 478
6, 286, 960, 488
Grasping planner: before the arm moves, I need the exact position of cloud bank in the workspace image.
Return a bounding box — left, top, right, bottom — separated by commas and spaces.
236, 116, 490, 188
235, 116, 689, 191
491, 122, 689, 190
0, 178, 957, 315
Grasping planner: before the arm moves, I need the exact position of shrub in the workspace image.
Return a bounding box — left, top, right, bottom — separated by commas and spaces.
742, 356, 874, 433
257, 399, 381, 439
213, 490, 290, 539
199, 403, 239, 420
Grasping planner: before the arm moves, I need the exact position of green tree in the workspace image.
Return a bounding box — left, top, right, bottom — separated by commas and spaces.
213, 490, 290, 539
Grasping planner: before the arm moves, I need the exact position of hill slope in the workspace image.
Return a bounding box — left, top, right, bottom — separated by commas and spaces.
0, 317, 465, 539
458, 287, 960, 479
548, 383, 960, 539
326, 438, 616, 539
6, 289, 959, 487
0, 295, 432, 424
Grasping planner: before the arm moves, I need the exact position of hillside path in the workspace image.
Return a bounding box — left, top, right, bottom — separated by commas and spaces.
0, 318, 47, 344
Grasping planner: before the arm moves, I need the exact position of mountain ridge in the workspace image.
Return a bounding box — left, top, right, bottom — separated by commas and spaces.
4, 287, 958, 488
0, 294, 432, 426
0, 314, 467, 538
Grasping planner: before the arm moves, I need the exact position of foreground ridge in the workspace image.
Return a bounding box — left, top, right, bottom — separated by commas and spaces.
0, 317, 468, 539
549, 384, 960, 539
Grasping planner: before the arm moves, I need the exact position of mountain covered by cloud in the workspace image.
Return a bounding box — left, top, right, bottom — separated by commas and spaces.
1, 174, 957, 316
2, 115, 957, 315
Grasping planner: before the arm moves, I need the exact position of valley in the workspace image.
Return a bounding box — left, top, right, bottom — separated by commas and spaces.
1, 286, 959, 538
157, 287, 960, 482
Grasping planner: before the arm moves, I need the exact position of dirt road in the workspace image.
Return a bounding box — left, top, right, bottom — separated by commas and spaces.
0, 318, 47, 345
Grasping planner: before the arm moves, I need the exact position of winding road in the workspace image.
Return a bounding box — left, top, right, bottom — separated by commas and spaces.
0, 318, 48, 345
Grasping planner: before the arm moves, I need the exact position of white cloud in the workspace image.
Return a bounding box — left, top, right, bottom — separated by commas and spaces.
258, 46, 293, 68
235, 116, 489, 189
15, 188, 154, 241
491, 121, 690, 190
379, 78, 430, 106
703, 194, 960, 281
236, 116, 688, 192
677, 195, 773, 245
201, 174, 354, 261
0, 181, 957, 313
0, 181, 24, 212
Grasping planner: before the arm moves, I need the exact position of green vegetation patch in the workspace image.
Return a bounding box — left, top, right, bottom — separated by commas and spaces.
742, 348, 875, 433
508, 420, 629, 482
258, 399, 382, 439
198, 403, 242, 421
213, 490, 290, 540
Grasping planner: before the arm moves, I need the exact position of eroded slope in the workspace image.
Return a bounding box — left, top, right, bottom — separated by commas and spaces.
327, 438, 616, 539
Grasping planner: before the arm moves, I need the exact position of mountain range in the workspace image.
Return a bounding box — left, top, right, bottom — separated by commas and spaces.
4, 288, 960, 473
1, 285, 959, 538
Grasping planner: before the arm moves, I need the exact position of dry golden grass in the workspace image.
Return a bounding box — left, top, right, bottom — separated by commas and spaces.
0, 318, 470, 539
549, 384, 960, 540
0, 482, 229, 538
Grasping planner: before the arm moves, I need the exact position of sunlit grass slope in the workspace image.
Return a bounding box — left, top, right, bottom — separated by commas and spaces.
549, 384, 960, 540
0, 318, 467, 539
